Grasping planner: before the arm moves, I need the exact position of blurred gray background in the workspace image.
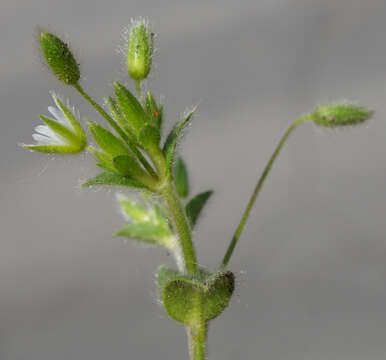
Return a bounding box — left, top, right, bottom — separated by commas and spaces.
2, 0, 386, 359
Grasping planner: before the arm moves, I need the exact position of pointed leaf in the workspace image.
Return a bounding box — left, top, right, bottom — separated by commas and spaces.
186, 191, 213, 227
89, 123, 129, 156
115, 223, 170, 245
117, 194, 151, 223
114, 82, 146, 134
82, 172, 144, 188
174, 157, 189, 198
145, 91, 162, 130
163, 109, 195, 178
89, 147, 116, 173
113, 155, 148, 180
138, 124, 160, 148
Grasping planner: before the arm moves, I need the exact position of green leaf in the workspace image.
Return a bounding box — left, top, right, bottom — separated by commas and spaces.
145, 92, 162, 130
82, 172, 144, 188
89, 123, 129, 156
113, 155, 149, 180
88, 147, 116, 173
186, 191, 213, 226
107, 96, 136, 140
138, 124, 161, 148
115, 223, 170, 245
157, 266, 235, 325
174, 157, 189, 198
153, 203, 170, 229
163, 108, 195, 178
114, 82, 146, 134
117, 194, 151, 223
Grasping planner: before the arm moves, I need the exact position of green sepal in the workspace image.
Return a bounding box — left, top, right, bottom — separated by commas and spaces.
88, 123, 129, 156
163, 108, 195, 178
138, 124, 160, 148
54, 97, 86, 140
145, 92, 162, 130
114, 223, 170, 245
186, 191, 213, 227
157, 266, 235, 325
174, 157, 189, 198
39, 115, 80, 145
113, 82, 146, 135
39, 32, 80, 85
82, 172, 145, 188
25, 144, 83, 154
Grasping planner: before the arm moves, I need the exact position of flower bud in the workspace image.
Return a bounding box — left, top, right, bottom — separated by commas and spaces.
311, 103, 373, 128
40, 31, 80, 85
127, 19, 153, 81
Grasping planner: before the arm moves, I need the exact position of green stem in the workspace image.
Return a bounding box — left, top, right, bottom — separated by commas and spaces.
135, 79, 143, 104
221, 115, 311, 268
73, 83, 157, 178
187, 323, 208, 360
162, 182, 198, 274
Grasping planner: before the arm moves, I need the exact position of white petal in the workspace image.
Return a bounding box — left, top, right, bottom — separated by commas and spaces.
34, 125, 66, 144
32, 133, 52, 145
48, 106, 67, 124
35, 125, 55, 137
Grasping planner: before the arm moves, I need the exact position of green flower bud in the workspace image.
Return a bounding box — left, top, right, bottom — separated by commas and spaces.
312, 103, 373, 127
127, 19, 153, 81
40, 31, 80, 85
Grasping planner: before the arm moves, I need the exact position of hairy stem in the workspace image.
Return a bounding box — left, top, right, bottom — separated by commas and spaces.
221, 115, 311, 268
162, 182, 198, 274
187, 323, 208, 360
135, 79, 143, 104
73, 83, 157, 178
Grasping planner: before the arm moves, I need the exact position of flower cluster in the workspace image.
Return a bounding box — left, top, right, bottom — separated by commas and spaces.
23, 17, 375, 360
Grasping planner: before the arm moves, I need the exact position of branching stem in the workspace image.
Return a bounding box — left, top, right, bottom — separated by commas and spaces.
221, 115, 312, 268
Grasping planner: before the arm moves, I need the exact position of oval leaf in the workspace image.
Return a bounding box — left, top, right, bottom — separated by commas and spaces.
186, 191, 213, 227
174, 157, 189, 198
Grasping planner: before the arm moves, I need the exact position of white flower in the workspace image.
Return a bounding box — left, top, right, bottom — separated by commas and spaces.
24, 93, 87, 153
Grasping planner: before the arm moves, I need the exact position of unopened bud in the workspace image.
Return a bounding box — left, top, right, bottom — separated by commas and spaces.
127, 19, 153, 81
312, 103, 373, 127
40, 31, 80, 85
